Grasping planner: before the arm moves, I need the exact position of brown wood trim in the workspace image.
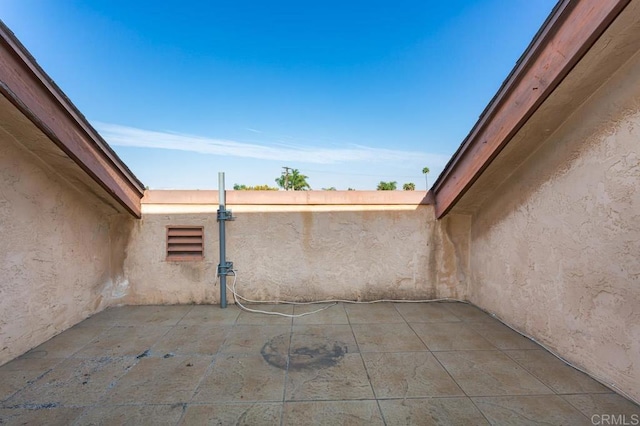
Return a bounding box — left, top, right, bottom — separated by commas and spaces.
0, 22, 144, 218
432, 0, 630, 219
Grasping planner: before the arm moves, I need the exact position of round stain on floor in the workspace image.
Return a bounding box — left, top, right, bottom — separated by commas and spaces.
261, 333, 348, 371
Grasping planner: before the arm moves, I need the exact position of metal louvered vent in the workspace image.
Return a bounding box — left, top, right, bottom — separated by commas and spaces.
166, 226, 204, 261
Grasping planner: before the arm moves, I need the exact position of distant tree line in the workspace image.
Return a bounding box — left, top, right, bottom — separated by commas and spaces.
234, 166, 430, 191
376, 181, 416, 191
233, 184, 278, 190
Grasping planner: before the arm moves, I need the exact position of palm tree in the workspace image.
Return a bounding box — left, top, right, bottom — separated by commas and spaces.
377, 181, 397, 190
403, 182, 415, 191
275, 169, 311, 191
422, 166, 430, 190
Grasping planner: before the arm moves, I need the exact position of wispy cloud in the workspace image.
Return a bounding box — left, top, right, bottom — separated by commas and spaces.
95, 122, 448, 165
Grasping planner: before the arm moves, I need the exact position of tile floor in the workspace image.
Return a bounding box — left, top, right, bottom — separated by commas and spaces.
0, 302, 638, 425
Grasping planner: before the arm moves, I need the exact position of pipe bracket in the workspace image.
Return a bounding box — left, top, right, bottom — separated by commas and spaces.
217, 209, 234, 221
217, 261, 234, 276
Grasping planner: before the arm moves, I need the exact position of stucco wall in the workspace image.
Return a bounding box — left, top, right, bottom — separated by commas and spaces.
0, 122, 132, 366
123, 195, 470, 305
468, 50, 640, 402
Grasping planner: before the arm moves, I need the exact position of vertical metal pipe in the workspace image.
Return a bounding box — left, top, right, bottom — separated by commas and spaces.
219, 172, 226, 207
218, 172, 227, 308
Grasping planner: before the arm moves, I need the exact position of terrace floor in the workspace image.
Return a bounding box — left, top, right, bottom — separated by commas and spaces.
0, 302, 638, 425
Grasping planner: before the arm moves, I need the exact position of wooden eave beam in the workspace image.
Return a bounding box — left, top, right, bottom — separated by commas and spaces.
432, 0, 631, 219
0, 22, 144, 218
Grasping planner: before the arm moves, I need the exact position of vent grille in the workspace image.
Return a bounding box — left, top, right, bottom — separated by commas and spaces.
166, 226, 204, 261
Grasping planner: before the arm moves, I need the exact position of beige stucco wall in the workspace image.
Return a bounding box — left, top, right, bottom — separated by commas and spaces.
0, 117, 133, 366
468, 50, 640, 402
123, 196, 470, 305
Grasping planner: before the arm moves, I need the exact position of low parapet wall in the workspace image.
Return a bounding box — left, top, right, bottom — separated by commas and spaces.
122, 190, 469, 305
141, 189, 433, 205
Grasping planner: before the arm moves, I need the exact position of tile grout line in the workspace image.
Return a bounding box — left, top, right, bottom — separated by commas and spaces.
471, 335, 556, 397
0, 354, 72, 408
279, 305, 294, 426
500, 350, 618, 399
437, 302, 597, 421
558, 393, 626, 422
5, 307, 174, 420
6, 303, 636, 423
106, 306, 195, 425
174, 304, 241, 425
428, 302, 494, 425
349, 303, 388, 426
450, 301, 635, 401
71, 310, 188, 425
18, 306, 182, 424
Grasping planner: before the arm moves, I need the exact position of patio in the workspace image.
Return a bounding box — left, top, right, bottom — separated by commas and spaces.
0, 302, 637, 425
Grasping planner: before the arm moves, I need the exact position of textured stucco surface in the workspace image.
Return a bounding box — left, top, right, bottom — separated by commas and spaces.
124, 201, 470, 305
468, 50, 640, 403
0, 113, 133, 366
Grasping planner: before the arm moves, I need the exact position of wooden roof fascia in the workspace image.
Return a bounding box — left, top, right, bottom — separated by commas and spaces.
0, 21, 144, 218
431, 0, 631, 219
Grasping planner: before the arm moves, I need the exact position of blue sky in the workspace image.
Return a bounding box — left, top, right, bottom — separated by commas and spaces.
2, 0, 556, 190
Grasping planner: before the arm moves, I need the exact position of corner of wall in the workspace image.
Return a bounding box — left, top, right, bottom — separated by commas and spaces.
433, 213, 472, 299
98, 213, 136, 309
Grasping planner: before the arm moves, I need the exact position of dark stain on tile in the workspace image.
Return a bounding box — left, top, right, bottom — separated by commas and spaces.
6, 402, 59, 409
261, 333, 347, 371
136, 349, 150, 359
261, 334, 289, 370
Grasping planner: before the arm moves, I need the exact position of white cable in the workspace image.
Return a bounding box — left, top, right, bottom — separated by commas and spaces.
226, 269, 467, 318
229, 271, 336, 318
222, 269, 638, 403
229, 270, 466, 305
